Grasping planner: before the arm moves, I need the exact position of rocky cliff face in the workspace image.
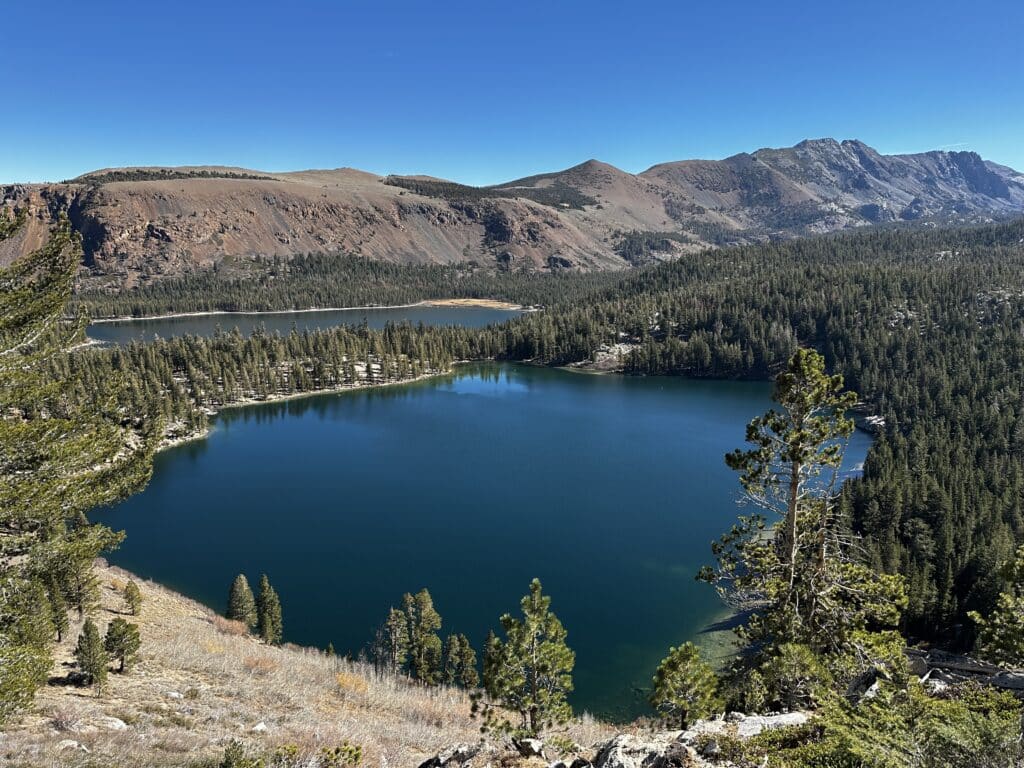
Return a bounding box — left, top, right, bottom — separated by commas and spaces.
2, 140, 1022, 290
0, 168, 621, 289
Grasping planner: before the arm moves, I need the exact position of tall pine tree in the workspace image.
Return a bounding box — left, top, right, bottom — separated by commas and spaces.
475, 579, 574, 736
700, 349, 905, 662
75, 618, 109, 694
227, 574, 257, 629
443, 633, 479, 688
402, 589, 442, 684
123, 580, 143, 616
104, 618, 141, 672
256, 575, 283, 645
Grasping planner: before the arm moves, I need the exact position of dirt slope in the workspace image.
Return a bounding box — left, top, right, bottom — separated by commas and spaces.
1, 564, 616, 767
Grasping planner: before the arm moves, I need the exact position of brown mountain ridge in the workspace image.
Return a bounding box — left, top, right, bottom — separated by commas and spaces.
2, 138, 1023, 289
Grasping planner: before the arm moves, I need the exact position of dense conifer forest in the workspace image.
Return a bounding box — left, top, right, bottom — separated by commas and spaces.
74, 254, 625, 317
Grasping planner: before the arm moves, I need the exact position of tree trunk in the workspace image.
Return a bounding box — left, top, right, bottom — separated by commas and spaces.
787, 456, 801, 590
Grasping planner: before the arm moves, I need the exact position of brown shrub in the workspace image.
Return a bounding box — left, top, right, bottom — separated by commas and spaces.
336, 671, 369, 694
212, 616, 248, 636
49, 706, 82, 732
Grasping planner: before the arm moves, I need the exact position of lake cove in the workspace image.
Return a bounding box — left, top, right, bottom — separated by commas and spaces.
86, 304, 524, 345
92, 363, 871, 720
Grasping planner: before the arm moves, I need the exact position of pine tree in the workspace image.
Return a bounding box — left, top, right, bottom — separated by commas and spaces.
123, 580, 143, 616
326, 642, 335, 657
256, 575, 283, 645
443, 633, 479, 688
443, 634, 461, 685
482, 629, 501, 698
970, 545, 1024, 666
371, 607, 410, 673
403, 589, 442, 684
649, 643, 720, 728
104, 619, 141, 672
0, 220, 154, 721
75, 619, 109, 693
700, 349, 905, 660
458, 634, 479, 689
227, 574, 257, 629
0, 580, 53, 723
476, 579, 574, 736
11, 581, 56, 650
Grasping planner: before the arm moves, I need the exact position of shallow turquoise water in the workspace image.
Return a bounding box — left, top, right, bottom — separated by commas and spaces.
93, 363, 871, 720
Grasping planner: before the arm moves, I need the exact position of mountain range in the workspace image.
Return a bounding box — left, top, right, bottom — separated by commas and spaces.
3, 138, 1023, 289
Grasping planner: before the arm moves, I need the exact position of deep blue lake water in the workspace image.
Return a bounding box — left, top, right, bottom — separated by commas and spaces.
86, 305, 523, 345
93, 363, 871, 720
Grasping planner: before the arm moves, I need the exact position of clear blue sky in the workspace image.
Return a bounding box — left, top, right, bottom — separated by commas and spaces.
2, 0, 1022, 185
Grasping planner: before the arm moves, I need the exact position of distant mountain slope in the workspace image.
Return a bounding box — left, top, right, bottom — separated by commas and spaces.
2, 139, 1022, 289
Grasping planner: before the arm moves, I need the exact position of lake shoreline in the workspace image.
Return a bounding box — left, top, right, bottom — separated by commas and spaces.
156, 368, 451, 454
87, 298, 529, 323
155, 358, 880, 457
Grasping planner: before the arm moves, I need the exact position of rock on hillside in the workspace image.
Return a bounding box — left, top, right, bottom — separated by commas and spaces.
2, 139, 1023, 290
418, 712, 811, 768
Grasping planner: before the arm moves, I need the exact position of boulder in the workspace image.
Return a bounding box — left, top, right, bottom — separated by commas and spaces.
593, 734, 668, 768
515, 738, 547, 759
678, 717, 728, 744
251, 721, 268, 733
98, 716, 128, 731
418, 742, 496, 768
550, 759, 594, 768
734, 712, 808, 738
985, 671, 1024, 693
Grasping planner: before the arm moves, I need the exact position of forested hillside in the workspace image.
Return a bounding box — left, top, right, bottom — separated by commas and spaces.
500, 220, 1024, 643
64, 219, 1024, 648
73, 254, 625, 318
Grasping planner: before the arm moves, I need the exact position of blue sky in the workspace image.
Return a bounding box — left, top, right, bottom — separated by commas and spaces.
2, 0, 1022, 184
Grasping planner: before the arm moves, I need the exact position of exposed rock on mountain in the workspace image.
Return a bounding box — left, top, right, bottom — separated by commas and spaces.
2, 140, 1022, 289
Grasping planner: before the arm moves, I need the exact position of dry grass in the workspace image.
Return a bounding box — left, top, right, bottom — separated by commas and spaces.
1, 564, 615, 767
242, 655, 279, 676
336, 671, 369, 695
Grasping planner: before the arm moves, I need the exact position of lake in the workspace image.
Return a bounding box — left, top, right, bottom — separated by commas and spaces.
92, 363, 871, 720
86, 305, 524, 345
